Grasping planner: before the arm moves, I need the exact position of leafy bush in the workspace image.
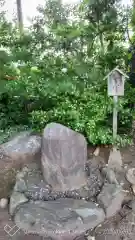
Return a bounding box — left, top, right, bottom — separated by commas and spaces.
0, 125, 30, 144
1, 57, 132, 146
0, 0, 134, 146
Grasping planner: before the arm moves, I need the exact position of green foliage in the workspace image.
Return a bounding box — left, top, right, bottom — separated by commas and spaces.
0, 0, 133, 146
0, 125, 30, 144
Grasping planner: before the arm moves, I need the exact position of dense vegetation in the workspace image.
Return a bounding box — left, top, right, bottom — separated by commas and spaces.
0, 0, 135, 146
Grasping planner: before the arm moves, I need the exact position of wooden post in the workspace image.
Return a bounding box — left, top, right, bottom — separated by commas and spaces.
105, 68, 128, 170
113, 95, 118, 148
16, 0, 23, 35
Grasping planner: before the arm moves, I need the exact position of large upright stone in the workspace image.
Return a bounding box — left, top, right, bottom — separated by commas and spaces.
41, 123, 87, 191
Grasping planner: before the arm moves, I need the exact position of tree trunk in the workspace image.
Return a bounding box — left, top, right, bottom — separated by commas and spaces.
16, 0, 23, 34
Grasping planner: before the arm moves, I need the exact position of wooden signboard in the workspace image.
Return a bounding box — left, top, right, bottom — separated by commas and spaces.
107, 69, 125, 96
105, 68, 128, 141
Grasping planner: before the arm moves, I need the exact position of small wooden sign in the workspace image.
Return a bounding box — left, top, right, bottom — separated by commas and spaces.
105, 68, 128, 96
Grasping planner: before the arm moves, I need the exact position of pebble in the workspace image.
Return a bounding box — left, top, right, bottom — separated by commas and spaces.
122, 190, 129, 193
132, 185, 135, 194
87, 236, 95, 240
16, 171, 25, 180
126, 168, 135, 184
0, 198, 8, 209
120, 182, 124, 186
26, 214, 36, 226
22, 166, 28, 173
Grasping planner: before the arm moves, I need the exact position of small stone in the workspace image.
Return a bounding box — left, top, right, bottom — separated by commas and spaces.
14, 179, 27, 193
10, 192, 28, 216
97, 183, 124, 218
132, 185, 135, 194
26, 214, 36, 226
88, 236, 95, 240
22, 166, 29, 173
120, 182, 124, 186
16, 171, 26, 180
102, 167, 118, 184
126, 168, 135, 185
122, 190, 130, 194
93, 147, 100, 157
86, 161, 104, 198
0, 198, 8, 209
108, 148, 122, 171
131, 200, 135, 211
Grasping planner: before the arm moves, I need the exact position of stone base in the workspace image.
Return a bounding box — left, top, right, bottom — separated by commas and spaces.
14, 199, 105, 240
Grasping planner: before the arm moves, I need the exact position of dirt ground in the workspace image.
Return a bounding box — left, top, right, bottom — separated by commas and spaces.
0, 144, 135, 240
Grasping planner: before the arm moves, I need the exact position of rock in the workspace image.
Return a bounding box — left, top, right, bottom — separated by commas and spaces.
0, 131, 41, 158
86, 158, 104, 198
25, 163, 43, 185
41, 123, 87, 192
131, 200, 135, 212
87, 172, 103, 198
93, 147, 100, 157
108, 148, 122, 172
10, 192, 28, 216
97, 183, 124, 218
86, 157, 105, 173
0, 132, 41, 198
22, 166, 29, 174
102, 167, 118, 184
25, 183, 51, 201
14, 178, 27, 193
13, 162, 96, 202
126, 168, 135, 185
95, 197, 135, 240
115, 168, 130, 190
132, 185, 135, 195
0, 198, 8, 209
14, 163, 53, 201
16, 171, 27, 180
13, 156, 103, 202
14, 198, 105, 239
87, 237, 95, 240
